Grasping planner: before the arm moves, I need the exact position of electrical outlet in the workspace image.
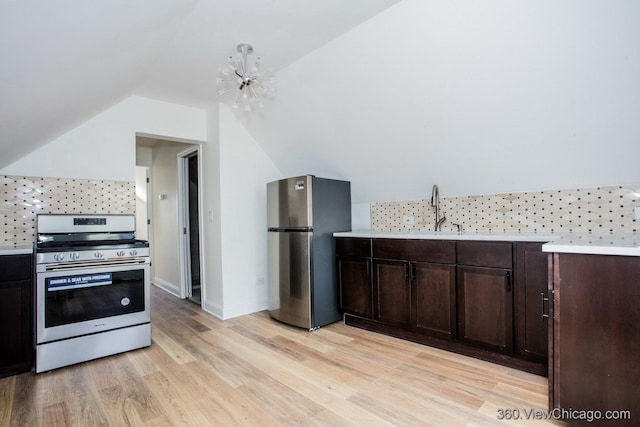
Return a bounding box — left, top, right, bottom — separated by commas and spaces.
635, 206, 640, 220
403, 216, 415, 226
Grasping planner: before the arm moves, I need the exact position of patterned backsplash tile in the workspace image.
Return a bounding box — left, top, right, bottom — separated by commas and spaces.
4, 175, 638, 244
1, 175, 135, 245
371, 184, 640, 233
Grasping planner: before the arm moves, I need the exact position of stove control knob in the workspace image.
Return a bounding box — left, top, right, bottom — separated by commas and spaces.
94, 251, 104, 259
116, 250, 126, 257
54, 253, 65, 261
70, 252, 81, 261
129, 249, 138, 256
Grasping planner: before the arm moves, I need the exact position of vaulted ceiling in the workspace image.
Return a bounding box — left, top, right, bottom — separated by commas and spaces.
0, 0, 401, 168
3, 1, 638, 205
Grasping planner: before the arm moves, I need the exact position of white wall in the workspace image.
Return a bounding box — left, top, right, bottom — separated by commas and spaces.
134, 166, 149, 241
1, 96, 207, 181
150, 141, 190, 295
351, 202, 372, 231
216, 105, 283, 319
200, 103, 224, 315
245, 0, 640, 202
136, 145, 153, 168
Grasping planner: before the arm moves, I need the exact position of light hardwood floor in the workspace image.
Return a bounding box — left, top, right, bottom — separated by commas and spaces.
1, 285, 566, 426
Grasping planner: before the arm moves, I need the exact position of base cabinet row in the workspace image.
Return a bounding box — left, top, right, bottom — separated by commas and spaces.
336, 237, 549, 374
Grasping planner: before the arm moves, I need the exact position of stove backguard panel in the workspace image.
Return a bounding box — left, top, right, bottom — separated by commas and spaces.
1, 175, 135, 245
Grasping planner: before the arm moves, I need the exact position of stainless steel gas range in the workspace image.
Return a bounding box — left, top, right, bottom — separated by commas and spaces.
35, 214, 151, 373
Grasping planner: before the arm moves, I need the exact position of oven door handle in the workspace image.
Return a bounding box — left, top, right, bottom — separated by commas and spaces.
42, 258, 149, 271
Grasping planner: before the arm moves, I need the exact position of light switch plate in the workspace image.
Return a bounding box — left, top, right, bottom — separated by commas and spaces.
634, 206, 640, 220
403, 216, 415, 225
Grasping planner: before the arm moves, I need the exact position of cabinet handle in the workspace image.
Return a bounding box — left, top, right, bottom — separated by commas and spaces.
366, 259, 371, 276
505, 271, 511, 292
405, 262, 410, 279
407, 262, 416, 282
540, 292, 550, 321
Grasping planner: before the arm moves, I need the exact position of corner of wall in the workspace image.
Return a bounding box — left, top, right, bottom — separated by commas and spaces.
203, 298, 224, 320
152, 279, 181, 298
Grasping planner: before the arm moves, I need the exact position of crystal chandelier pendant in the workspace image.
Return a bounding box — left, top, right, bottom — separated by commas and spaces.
217, 43, 276, 111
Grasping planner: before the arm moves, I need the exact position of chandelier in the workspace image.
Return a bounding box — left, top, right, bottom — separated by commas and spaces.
217, 43, 276, 111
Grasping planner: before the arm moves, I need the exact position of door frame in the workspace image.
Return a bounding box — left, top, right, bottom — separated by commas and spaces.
135, 166, 154, 281
177, 144, 205, 306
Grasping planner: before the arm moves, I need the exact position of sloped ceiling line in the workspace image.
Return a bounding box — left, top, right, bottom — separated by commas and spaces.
0, 0, 401, 169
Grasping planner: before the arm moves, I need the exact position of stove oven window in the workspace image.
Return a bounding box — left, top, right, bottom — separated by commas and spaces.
45, 270, 145, 327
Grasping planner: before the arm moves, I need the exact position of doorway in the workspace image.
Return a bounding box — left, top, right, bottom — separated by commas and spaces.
178, 148, 202, 304
136, 136, 204, 305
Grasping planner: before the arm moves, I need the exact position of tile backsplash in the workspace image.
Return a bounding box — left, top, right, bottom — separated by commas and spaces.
1, 175, 135, 245
4, 175, 638, 244
372, 184, 640, 233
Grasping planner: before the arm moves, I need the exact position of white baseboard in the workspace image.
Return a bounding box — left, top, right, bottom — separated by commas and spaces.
152, 281, 261, 322
203, 299, 223, 319
152, 278, 180, 298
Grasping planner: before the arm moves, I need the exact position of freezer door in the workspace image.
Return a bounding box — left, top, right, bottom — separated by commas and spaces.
268, 230, 313, 329
267, 176, 313, 228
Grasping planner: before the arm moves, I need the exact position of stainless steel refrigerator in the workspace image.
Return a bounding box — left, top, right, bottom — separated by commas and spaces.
267, 175, 351, 330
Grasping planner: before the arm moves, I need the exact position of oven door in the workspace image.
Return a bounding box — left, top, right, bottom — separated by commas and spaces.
36, 260, 150, 344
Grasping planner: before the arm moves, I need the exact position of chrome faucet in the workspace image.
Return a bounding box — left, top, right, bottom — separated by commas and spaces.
431, 184, 446, 231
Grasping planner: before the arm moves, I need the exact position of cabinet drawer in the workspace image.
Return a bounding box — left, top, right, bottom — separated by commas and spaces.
336, 238, 371, 258
0, 254, 32, 282
457, 241, 512, 268
373, 239, 455, 264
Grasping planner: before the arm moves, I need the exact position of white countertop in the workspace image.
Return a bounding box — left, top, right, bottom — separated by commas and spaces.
334, 230, 559, 242
334, 231, 640, 257
0, 244, 34, 256
541, 234, 640, 257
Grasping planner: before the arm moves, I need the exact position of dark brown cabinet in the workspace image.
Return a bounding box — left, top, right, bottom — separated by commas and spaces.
373, 259, 410, 326
336, 238, 372, 319
550, 253, 640, 426
338, 237, 547, 375
514, 242, 549, 363
0, 253, 33, 378
457, 241, 513, 352
372, 239, 456, 334
412, 262, 456, 339
455, 241, 513, 352
457, 265, 513, 352
372, 261, 457, 335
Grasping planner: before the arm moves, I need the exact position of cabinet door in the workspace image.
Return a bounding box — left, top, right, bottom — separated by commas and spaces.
412, 262, 456, 339
374, 260, 410, 327
514, 243, 549, 362
338, 257, 372, 319
457, 265, 513, 352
